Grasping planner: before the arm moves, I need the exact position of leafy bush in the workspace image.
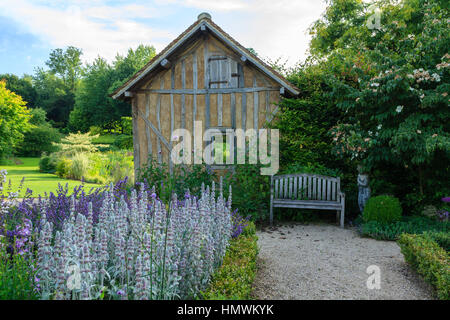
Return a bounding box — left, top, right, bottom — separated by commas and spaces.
113, 134, 133, 150
17, 125, 61, 157
39, 153, 58, 173
360, 216, 449, 241
398, 234, 450, 300
53, 132, 105, 156
363, 195, 402, 225
223, 164, 270, 222
201, 222, 258, 300
55, 158, 72, 179
424, 231, 450, 252
138, 158, 213, 204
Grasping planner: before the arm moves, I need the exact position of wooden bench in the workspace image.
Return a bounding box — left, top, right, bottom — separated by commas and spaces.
270, 174, 345, 228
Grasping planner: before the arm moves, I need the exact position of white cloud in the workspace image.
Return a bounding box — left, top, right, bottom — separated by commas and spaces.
0, 0, 328, 68
156, 0, 327, 65
0, 0, 173, 64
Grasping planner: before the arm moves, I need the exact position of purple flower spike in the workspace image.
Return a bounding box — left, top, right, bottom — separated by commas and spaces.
441, 197, 450, 203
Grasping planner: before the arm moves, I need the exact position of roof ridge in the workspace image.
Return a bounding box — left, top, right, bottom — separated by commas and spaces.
111, 16, 299, 99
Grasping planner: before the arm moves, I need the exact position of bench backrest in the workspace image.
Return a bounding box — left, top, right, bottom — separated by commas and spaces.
272, 174, 341, 201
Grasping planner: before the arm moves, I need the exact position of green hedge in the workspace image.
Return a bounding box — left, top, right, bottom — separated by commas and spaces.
360, 216, 449, 241
398, 233, 450, 300
201, 222, 259, 300
424, 231, 450, 252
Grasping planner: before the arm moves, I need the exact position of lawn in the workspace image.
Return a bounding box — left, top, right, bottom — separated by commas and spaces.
0, 157, 101, 197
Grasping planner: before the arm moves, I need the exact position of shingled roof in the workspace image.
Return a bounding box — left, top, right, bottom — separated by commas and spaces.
111, 13, 299, 100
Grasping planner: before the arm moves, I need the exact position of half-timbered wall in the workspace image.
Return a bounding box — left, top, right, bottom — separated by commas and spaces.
131, 34, 282, 171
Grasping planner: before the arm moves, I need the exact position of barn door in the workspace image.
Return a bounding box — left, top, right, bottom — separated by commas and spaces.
208, 55, 239, 88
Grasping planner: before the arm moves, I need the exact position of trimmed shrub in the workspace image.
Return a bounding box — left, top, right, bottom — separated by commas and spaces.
424, 231, 450, 252
360, 216, 449, 241
363, 195, 402, 224
39, 154, 58, 173
398, 234, 450, 300
201, 222, 258, 300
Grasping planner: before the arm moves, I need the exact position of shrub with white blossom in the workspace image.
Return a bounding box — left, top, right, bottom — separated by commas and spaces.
35, 180, 232, 300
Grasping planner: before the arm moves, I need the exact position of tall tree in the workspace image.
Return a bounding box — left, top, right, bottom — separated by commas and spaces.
0, 80, 32, 159
69, 45, 156, 132
46, 46, 83, 92
309, 0, 449, 210
0, 73, 38, 108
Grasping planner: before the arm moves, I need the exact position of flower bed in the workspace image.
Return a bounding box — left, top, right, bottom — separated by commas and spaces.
0, 173, 249, 300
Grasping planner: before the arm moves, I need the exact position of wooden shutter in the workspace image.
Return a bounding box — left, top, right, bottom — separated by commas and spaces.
208, 55, 238, 88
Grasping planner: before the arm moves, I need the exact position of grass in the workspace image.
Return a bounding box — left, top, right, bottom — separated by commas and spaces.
0, 157, 100, 197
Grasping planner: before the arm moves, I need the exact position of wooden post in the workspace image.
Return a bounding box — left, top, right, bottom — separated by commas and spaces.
131, 97, 140, 181
340, 193, 345, 228
270, 175, 274, 225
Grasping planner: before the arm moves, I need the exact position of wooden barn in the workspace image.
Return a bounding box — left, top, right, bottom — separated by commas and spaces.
112, 12, 299, 175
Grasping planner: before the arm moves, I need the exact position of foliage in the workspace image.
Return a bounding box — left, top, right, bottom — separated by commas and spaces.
271, 63, 347, 170
138, 158, 214, 204
33, 183, 232, 299
55, 158, 72, 179
52, 150, 134, 185
280, 162, 341, 177
39, 154, 58, 174
0, 237, 37, 300
359, 216, 449, 241
0, 73, 37, 109
0, 80, 32, 160
113, 134, 133, 150
201, 222, 258, 300
69, 153, 90, 181
424, 231, 450, 252
398, 233, 450, 300
46, 46, 83, 92
16, 108, 61, 157
363, 195, 402, 224
223, 164, 270, 223
33, 69, 74, 128
69, 46, 156, 132
53, 132, 103, 155
317, 0, 449, 211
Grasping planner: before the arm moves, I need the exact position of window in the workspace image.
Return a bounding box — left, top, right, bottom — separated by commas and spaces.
208, 55, 239, 88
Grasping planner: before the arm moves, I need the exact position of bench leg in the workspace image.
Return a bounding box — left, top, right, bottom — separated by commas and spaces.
340, 204, 345, 228
270, 175, 274, 226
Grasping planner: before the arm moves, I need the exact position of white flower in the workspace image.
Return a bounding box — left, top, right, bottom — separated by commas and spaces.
370, 82, 380, 87
377, 124, 382, 130
396, 105, 404, 113
431, 73, 441, 82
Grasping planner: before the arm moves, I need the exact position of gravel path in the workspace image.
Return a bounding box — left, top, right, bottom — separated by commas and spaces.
253, 223, 435, 300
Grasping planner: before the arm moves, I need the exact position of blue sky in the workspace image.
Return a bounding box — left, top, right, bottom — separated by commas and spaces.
0, 0, 327, 76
